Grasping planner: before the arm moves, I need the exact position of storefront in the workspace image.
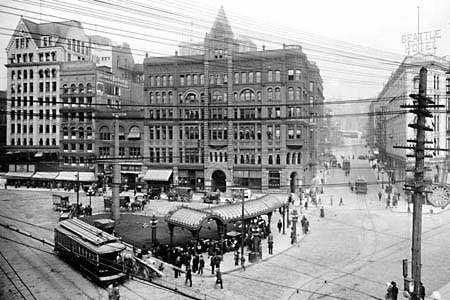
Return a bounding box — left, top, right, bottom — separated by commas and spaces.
178, 168, 204, 190
31, 172, 59, 188
120, 164, 143, 192
142, 168, 173, 192
55, 171, 96, 191
233, 170, 262, 190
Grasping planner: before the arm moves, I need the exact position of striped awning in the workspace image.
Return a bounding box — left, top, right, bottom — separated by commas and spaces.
32, 172, 58, 180
56, 172, 96, 182
5, 172, 34, 179
142, 169, 172, 181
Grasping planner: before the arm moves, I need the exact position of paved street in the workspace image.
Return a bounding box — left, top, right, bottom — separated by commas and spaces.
1, 143, 450, 300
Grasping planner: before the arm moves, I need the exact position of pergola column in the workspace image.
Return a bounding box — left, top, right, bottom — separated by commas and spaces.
168, 224, 174, 250
267, 212, 273, 233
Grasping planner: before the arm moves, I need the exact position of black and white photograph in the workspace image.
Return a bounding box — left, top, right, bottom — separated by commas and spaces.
0, 0, 449, 299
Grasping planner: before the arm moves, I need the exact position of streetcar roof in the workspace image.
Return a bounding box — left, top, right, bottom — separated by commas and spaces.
56, 219, 125, 253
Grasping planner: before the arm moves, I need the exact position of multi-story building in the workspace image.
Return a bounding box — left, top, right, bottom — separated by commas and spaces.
5, 18, 91, 176
4, 17, 143, 188
375, 54, 449, 185
143, 8, 323, 193
0, 91, 7, 172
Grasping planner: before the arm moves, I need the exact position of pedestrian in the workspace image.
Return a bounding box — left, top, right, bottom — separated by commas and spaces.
234, 250, 239, 266
174, 255, 181, 278
268, 233, 274, 254
419, 282, 425, 300
385, 282, 392, 300
304, 219, 310, 234
192, 254, 199, 273
339, 197, 344, 206
378, 191, 382, 201
330, 196, 333, 206
320, 206, 325, 218
290, 228, 295, 244
386, 197, 391, 209
304, 200, 308, 210
108, 282, 120, 300
210, 255, 216, 274
240, 255, 246, 271
198, 255, 204, 275
391, 281, 398, 300
215, 268, 223, 289
277, 219, 282, 233
215, 254, 221, 271
185, 266, 192, 287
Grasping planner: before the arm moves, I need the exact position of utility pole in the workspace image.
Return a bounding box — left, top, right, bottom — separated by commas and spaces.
396, 67, 446, 299
111, 113, 125, 221
240, 188, 245, 270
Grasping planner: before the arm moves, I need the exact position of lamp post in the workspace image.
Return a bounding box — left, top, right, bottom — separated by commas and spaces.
291, 209, 298, 243
151, 213, 158, 248
87, 186, 94, 207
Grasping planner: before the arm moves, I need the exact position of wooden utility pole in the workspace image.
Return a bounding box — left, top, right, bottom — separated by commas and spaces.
240, 188, 245, 269
112, 113, 125, 221
410, 67, 427, 300
396, 67, 446, 299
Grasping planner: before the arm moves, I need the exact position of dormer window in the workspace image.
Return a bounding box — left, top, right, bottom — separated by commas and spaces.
41, 36, 50, 47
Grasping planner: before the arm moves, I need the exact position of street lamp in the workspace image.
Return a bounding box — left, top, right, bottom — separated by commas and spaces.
291, 209, 298, 244
151, 213, 158, 248
87, 186, 94, 207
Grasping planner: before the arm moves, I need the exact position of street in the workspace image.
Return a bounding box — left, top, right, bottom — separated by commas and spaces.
1, 143, 450, 300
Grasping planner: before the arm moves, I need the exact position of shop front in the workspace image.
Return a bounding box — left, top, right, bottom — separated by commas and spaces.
178, 168, 204, 190
233, 169, 262, 190
142, 168, 173, 192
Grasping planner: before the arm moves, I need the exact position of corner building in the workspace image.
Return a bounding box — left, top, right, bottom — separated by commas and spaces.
143, 8, 323, 193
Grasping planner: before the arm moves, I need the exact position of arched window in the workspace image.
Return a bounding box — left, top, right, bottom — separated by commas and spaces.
118, 126, 125, 140
240, 155, 244, 164
63, 127, 68, 137
275, 88, 281, 100
276, 154, 280, 164
70, 84, 77, 93
39, 70, 44, 78
296, 88, 301, 101
288, 87, 294, 101
78, 84, 84, 93
268, 154, 273, 164
78, 127, 84, 139
51, 69, 57, 77
292, 153, 296, 164
62, 84, 68, 94
86, 127, 92, 139
286, 153, 290, 164
39, 138, 43, 146
99, 126, 110, 140
162, 91, 167, 103
29, 138, 33, 145
149, 92, 154, 103
86, 83, 92, 93
156, 92, 161, 103
234, 92, 238, 101
257, 91, 262, 101
44, 69, 50, 78
45, 138, 50, 146
267, 88, 273, 101
185, 93, 197, 103
169, 92, 173, 103
70, 127, 76, 138
297, 152, 301, 164
210, 152, 213, 162
128, 126, 141, 140
240, 89, 254, 102
52, 139, 56, 146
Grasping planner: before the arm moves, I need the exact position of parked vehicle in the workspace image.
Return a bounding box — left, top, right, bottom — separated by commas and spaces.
147, 187, 162, 200
53, 194, 71, 212
342, 159, 351, 171
168, 187, 193, 202
202, 191, 220, 204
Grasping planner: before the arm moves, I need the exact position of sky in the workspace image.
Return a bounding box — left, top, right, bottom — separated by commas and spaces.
1, 0, 449, 103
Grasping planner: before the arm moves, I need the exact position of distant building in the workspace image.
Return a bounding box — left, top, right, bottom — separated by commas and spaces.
0, 91, 7, 172
144, 8, 324, 193
375, 54, 449, 184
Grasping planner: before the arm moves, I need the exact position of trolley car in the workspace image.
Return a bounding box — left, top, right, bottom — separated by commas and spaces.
54, 218, 127, 285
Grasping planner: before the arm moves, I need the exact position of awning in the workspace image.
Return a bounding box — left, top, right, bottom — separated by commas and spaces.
56, 172, 96, 182
120, 171, 141, 175
34, 152, 44, 158
127, 132, 141, 139
143, 169, 172, 181
165, 208, 211, 231
32, 172, 58, 180
5, 172, 34, 179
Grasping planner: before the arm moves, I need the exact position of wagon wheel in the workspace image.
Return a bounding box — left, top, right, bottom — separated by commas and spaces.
153, 196, 158, 200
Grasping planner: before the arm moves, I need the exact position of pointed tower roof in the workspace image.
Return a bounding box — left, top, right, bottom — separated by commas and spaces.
209, 6, 233, 40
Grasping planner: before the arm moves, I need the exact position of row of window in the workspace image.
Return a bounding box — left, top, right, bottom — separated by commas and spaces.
10, 109, 57, 120
10, 138, 56, 146
62, 127, 93, 140
148, 87, 308, 105
98, 126, 141, 140
10, 68, 59, 80
148, 126, 173, 140
10, 123, 57, 134
210, 151, 228, 163
179, 148, 204, 164
63, 156, 94, 166
62, 142, 94, 152
148, 70, 306, 87
149, 148, 174, 163
15, 37, 30, 49
61, 112, 93, 122
62, 96, 93, 106
67, 38, 88, 55
62, 83, 94, 94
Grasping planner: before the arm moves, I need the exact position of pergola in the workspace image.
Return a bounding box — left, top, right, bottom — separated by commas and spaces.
165, 194, 289, 251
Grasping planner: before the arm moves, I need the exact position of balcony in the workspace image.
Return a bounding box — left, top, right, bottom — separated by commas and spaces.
208, 139, 228, 147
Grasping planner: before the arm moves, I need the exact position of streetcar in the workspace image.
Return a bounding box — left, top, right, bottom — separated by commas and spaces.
342, 159, 351, 171
54, 218, 127, 285
355, 178, 368, 194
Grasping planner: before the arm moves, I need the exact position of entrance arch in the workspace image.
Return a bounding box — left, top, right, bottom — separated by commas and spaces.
290, 172, 297, 193
212, 170, 226, 192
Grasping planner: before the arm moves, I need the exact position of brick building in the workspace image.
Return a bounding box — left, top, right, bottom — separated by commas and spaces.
143, 8, 323, 193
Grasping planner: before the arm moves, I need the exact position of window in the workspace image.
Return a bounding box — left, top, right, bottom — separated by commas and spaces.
268, 171, 280, 188
267, 88, 273, 101
256, 71, 261, 83
275, 88, 281, 101
99, 126, 110, 140
275, 70, 281, 81
241, 72, 247, 84
248, 72, 254, 83
288, 126, 294, 139
296, 88, 301, 101
288, 87, 294, 101
234, 72, 239, 84
288, 69, 294, 80
309, 81, 314, 92
268, 70, 273, 82
267, 125, 273, 139
295, 69, 301, 81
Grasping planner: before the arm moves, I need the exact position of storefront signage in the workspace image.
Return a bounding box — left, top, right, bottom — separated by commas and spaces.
401, 29, 441, 55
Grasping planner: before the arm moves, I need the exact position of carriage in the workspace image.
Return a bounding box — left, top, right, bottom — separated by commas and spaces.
52, 194, 71, 212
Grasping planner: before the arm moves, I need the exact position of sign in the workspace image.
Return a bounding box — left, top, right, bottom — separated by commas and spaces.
401, 30, 441, 55
427, 184, 450, 208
